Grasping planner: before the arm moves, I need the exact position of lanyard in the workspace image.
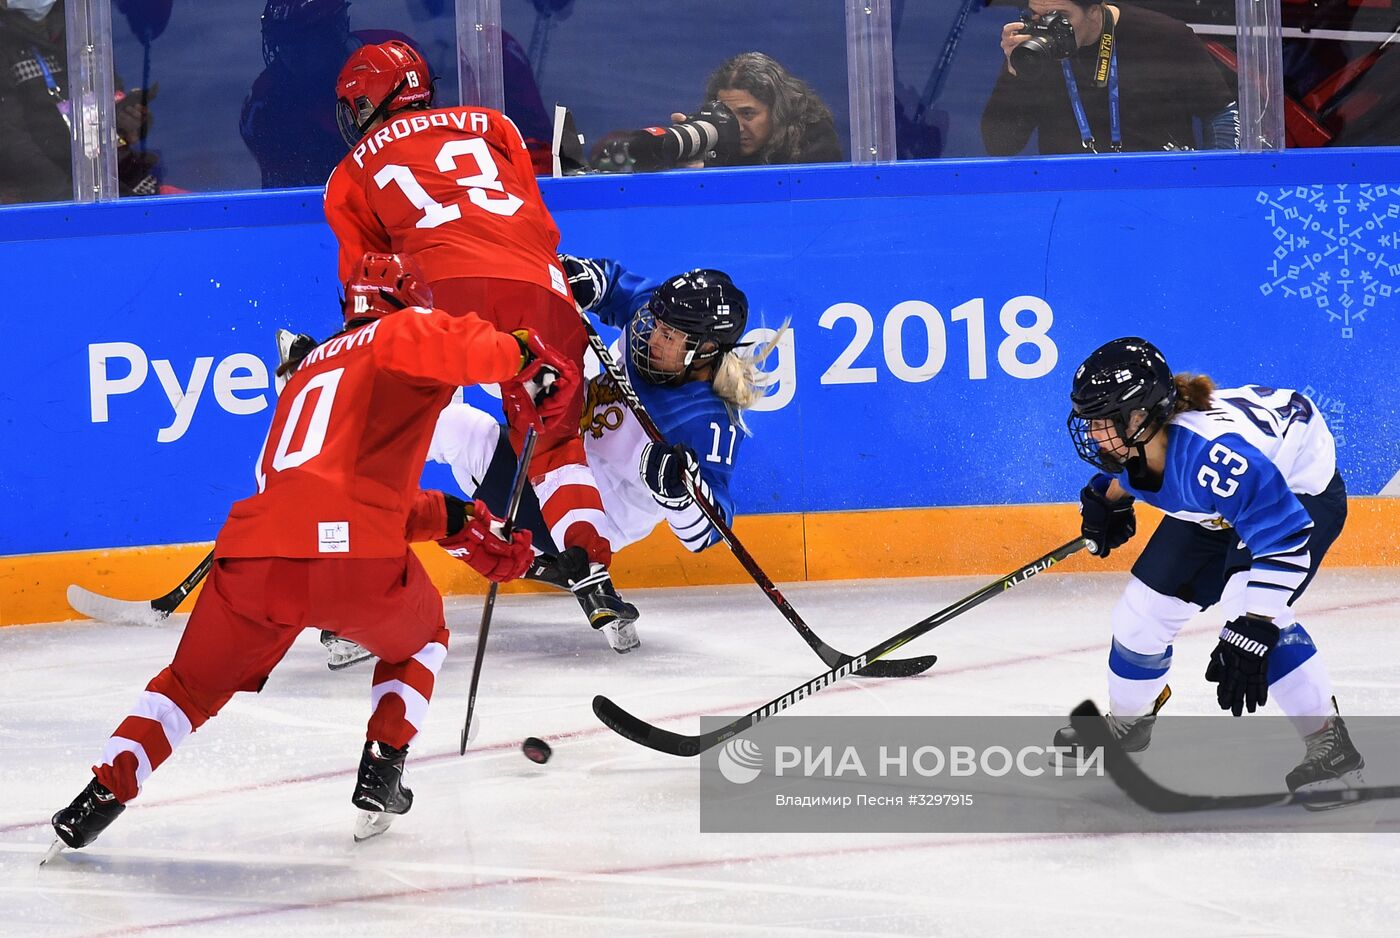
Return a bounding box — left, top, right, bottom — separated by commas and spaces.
32, 45, 71, 123
1061, 49, 1119, 153
1061, 19, 1120, 153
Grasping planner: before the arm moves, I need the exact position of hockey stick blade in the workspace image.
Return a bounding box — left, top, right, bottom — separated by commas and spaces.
66, 585, 173, 627
1071, 699, 1400, 812
66, 549, 213, 625
576, 306, 932, 677
819, 644, 937, 678
595, 538, 1086, 757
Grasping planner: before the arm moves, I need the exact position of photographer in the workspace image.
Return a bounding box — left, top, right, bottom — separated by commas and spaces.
980, 1, 1238, 156
592, 51, 842, 172
694, 52, 842, 167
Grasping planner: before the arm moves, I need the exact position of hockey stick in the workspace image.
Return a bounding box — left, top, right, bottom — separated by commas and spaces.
594, 537, 1087, 756
460, 427, 539, 756
67, 331, 307, 627
577, 308, 935, 679
66, 549, 213, 626
1070, 699, 1400, 812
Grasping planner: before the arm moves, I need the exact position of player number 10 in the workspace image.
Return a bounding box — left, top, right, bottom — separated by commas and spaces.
818, 296, 1057, 384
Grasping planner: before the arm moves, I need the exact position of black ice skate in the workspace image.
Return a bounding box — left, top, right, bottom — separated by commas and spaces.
352, 740, 413, 841
321, 629, 374, 671
523, 553, 573, 592
46, 778, 126, 863
1286, 698, 1365, 810
555, 547, 640, 653
1054, 685, 1172, 765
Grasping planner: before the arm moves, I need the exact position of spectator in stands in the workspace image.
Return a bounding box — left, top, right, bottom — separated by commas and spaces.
0, 0, 159, 203
980, 1, 1238, 155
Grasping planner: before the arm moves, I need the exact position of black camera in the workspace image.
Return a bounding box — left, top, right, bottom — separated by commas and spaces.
1010, 10, 1078, 76
591, 101, 739, 173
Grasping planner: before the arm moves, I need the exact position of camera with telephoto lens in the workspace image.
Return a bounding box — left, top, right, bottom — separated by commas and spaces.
591, 101, 739, 173
1009, 10, 1078, 76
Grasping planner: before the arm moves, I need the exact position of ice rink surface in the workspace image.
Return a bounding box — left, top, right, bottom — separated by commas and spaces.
3, 567, 1400, 938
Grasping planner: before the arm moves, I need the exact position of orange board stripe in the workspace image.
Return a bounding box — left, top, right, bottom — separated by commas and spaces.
4, 498, 1397, 627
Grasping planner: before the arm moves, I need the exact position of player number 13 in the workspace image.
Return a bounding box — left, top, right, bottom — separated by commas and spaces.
374, 137, 524, 228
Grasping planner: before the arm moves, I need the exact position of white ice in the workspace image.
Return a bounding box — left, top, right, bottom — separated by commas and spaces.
3, 567, 1400, 937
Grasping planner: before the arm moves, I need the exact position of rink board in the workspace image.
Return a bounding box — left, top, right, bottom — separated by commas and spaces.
2, 150, 1399, 623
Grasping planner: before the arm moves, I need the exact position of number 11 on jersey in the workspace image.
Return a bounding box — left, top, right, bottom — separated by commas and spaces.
707, 421, 737, 465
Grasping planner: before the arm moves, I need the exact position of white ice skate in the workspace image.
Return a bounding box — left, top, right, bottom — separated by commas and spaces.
322, 631, 374, 670
601, 618, 641, 654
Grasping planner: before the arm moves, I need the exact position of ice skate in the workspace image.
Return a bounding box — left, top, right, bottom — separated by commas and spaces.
555, 547, 640, 653
352, 741, 413, 842
322, 630, 373, 671
47, 779, 126, 862
1287, 699, 1365, 810
523, 552, 574, 592
1054, 685, 1171, 765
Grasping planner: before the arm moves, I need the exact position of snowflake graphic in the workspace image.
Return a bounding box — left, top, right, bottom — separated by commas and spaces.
1258, 184, 1400, 338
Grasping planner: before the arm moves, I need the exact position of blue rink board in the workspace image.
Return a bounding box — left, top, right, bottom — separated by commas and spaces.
2, 150, 1397, 556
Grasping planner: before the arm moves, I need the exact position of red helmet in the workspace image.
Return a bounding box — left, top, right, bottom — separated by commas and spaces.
344, 252, 434, 323
335, 40, 433, 145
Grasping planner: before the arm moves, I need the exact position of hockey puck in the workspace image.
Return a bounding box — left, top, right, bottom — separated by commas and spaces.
522, 736, 553, 764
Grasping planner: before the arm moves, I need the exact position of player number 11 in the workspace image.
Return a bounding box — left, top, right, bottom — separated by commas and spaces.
706, 422, 737, 465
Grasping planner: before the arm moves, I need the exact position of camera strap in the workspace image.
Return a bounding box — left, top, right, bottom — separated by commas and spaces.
1061, 9, 1120, 153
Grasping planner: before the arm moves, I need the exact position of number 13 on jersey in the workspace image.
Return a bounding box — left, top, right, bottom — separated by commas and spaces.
374, 137, 523, 229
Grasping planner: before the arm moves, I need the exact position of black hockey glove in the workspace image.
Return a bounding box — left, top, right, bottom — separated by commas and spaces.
558, 254, 609, 311
640, 441, 699, 510
1080, 474, 1136, 558
1205, 616, 1279, 717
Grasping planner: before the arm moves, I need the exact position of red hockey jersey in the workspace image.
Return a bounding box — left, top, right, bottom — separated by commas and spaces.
323, 106, 569, 299
215, 307, 523, 559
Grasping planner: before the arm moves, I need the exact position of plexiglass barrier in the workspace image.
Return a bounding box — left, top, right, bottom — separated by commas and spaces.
0, 0, 80, 203
495, 0, 853, 173
4, 1, 1397, 207
894, 0, 1244, 158
106, 0, 461, 194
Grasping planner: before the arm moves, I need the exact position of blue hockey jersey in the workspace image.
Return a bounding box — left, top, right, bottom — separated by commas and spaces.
579, 259, 744, 551
1114, 385, 1337, 620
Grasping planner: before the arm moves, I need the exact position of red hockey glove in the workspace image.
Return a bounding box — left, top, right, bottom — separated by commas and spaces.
437, 499, 534, 583
500, 330, 580, 433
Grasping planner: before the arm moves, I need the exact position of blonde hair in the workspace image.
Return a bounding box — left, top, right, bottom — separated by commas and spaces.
710, 321, 791, 422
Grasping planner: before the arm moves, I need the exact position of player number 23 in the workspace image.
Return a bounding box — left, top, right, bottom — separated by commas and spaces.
1197, 442, 1248, 498
374, 138, 524, 228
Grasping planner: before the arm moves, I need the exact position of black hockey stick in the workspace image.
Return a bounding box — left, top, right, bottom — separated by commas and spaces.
67, 331, 306, 627
1070, 699, 1400, 812
460, 427, 539, 755
66, 549, 213, 626
594, 537, 1087, 756
577, 307, 935, 679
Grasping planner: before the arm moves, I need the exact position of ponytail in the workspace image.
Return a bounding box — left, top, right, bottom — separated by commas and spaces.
1172, 372, 1216, 413
709, 322, 791, 425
